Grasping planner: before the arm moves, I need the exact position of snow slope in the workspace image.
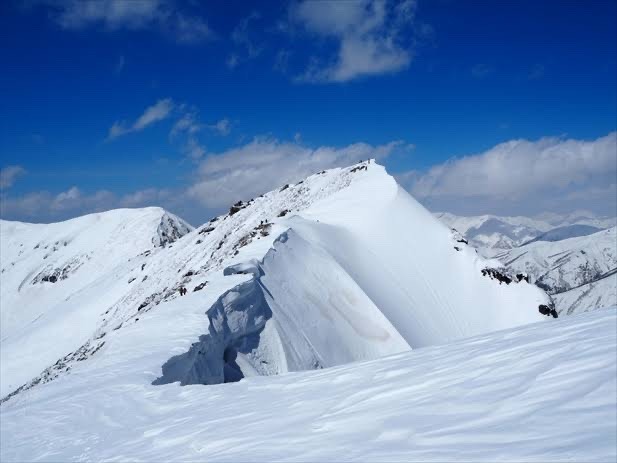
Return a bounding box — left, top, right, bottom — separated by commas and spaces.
494, 227, 616, 314
0, 162, 550, 400
0, 208, 192, 397
554, 270, 617, 316
1, 308, 614, 462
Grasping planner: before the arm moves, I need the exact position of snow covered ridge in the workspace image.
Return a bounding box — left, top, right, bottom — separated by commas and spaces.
495, 227, 617, 315
0, 208, 192, 398
1, 309, 615, 462
1, 162, 552, 400
436, 211, 616, 253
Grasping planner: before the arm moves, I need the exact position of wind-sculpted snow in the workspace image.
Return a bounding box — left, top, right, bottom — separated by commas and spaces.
1, 310, 615, 462
1, 162, 550, 401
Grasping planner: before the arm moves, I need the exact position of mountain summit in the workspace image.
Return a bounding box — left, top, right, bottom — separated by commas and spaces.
1, 162, 552, 400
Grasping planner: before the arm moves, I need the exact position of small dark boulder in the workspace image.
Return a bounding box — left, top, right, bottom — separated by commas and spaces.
193, 281, 208, 292
550, 309, 558, 318
538, 304, 551, 316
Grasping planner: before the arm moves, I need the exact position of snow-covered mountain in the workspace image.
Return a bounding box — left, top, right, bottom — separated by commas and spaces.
436, 212, 615, 254
0, 161, 552, 402
0, 207, 192, 397
494, 227, 617, 315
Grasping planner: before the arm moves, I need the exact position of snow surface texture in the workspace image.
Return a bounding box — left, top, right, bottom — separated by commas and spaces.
1, 309, 615, 462
495, 227, 616, 315
1, 162, 550, 400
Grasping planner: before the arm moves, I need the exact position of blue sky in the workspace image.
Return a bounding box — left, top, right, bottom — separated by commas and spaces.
1, 0, 616, 224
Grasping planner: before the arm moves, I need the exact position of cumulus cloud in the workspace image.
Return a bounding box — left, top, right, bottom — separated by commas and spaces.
402, 132, 617, 216
0, 166, 26, 190
291, 0, 417, 82
187, 137, 402, 207
108, 98, 174, 140
42, 0, 212, 43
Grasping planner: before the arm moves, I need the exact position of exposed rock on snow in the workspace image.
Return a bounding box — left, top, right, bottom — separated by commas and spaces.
494, 227, 616, 314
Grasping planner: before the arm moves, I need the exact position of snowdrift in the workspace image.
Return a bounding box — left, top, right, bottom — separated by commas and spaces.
1, 309, 615, 462
1, 162, 551, 399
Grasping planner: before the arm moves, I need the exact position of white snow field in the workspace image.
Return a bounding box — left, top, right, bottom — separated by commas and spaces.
0, 208, 192, 397
1, 309, 615, 462
1, 162, 551, 401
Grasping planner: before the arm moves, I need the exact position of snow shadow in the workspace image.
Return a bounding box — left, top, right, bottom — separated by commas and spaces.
153, 274, 273, 386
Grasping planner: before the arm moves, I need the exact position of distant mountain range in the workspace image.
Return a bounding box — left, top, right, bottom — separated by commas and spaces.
435, 212, 617, 315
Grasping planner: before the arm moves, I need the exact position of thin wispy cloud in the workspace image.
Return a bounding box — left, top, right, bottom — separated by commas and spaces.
0, 166, 26, 190
41, 0, 213, 44
108, 98, 175, 140
208, 118, 231, 136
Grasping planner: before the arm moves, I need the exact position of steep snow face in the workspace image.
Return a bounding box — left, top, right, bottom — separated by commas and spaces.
0, 208, 192, 397
150, 163, 550, 386
494, 227, 616, 314
1, 309, 614, 462
1, 162, 550, 399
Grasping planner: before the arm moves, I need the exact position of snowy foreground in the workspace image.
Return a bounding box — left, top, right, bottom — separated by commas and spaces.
1, 309, 615, 462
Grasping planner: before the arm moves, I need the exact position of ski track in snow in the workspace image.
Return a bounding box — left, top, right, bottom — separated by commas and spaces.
0, 309, 615, 462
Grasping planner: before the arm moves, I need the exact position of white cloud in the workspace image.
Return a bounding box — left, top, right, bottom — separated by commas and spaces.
170, 112, 202, 137
0, 186, 180, 222
44, 0, 212, 43
208, 118, 231, 136
1, 187, 116, 220
402, 132, 617, 216
119, 188, 172, 207
184, 137, 207, 160
291, 0, 417, 82
187, 137, 402, 207
108, 98, 174, 140
172, 14, 213, 44
0, 166, 26, 190
227, 12, 263, 67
